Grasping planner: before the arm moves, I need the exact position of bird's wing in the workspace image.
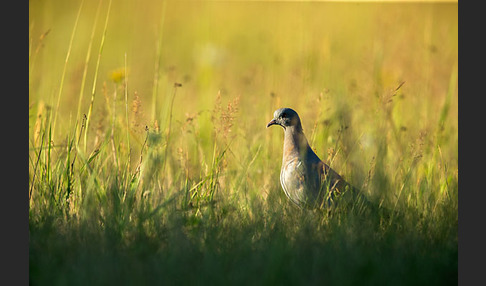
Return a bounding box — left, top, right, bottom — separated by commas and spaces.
317, 161, 343, 190
316, 161, 374, 210
314, 161, 352, 205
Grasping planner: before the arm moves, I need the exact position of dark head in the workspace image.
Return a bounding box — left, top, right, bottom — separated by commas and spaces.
266, 108, 302, 130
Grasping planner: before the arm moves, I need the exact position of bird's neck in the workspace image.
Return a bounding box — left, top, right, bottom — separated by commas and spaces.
282, 125, 310, 163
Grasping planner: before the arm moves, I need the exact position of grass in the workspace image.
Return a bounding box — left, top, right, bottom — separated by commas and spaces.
29, 1, 457, 285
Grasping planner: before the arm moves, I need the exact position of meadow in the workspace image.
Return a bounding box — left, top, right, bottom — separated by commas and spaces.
29, 1, 458, 285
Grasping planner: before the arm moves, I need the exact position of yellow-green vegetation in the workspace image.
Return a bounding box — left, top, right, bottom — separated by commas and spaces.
29, 1, 457, 285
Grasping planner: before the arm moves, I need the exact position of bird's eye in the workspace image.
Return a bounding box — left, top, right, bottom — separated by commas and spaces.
281, 113, 287, 118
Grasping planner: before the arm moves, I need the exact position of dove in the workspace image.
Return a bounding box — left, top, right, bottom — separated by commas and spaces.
267, 107, 367, 209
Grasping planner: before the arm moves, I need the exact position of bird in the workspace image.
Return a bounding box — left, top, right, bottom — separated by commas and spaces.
267, 107, 369, 210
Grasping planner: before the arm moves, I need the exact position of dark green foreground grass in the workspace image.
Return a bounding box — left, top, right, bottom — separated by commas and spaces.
29, 192, 457, 285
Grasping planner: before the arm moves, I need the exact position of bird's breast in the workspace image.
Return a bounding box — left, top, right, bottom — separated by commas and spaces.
280, 158, 308, 206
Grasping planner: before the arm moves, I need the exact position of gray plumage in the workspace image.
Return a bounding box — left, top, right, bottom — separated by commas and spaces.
267, 107, 367, 209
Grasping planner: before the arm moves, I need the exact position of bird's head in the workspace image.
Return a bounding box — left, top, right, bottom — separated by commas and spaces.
266, 108, 301, 130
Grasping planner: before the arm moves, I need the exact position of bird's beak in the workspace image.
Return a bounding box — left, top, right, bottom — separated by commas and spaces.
266, 119, 278, 128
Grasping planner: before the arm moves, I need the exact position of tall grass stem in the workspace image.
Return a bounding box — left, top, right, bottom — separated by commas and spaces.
52, 0, 85, 139
76, 0, 103, 128
151, 0, 168, 122
84, 0, 113, 153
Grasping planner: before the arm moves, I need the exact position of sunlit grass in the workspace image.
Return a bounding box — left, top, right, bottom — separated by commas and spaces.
29, 1, 457, 285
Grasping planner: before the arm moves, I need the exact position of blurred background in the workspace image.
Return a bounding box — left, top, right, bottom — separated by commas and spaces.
29, 1, 457, 128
